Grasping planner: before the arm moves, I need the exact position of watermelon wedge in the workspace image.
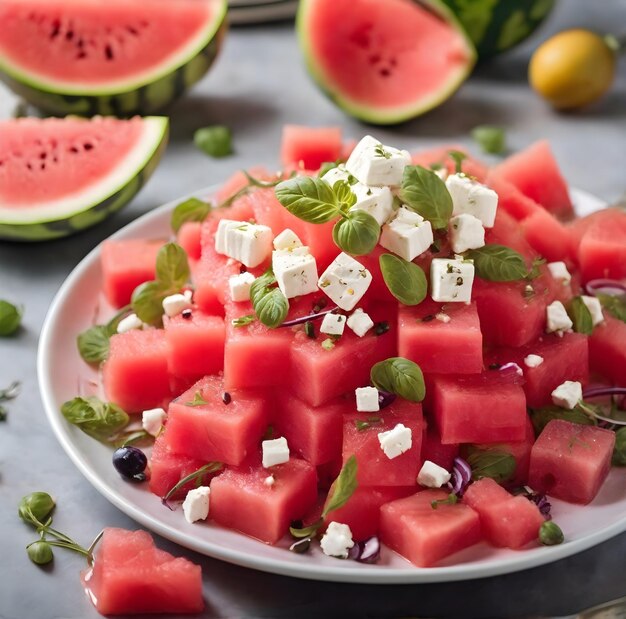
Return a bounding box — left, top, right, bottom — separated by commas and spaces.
0, 0, 227, 117
0, 116, 168, 241
297, 0, 476, 124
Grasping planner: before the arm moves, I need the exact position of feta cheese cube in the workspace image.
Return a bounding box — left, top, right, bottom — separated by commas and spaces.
318, 253, 373, 311
215, 219, 240, 255
435, 312, 451, 323
551, 380, 583, 410
524, 354, 544, 368
228, 272, 256, 302
448, 213, 485, 253
320, 313, 346, 336
417, 460, 451, 488
345, 135, 411, 187
272, 251, 318, 299
215, 219, 273, 268
142, 407, 167, 437
546, 300, 573, 335
117, 313, 143, 334
320, 521, 355, 559
350, 184, 394, 226
163, 293, 193, 318
445, 173, 498, 228
322, 164, 352, 187
273, 229, 303, 251
379, 206, 434, 262
430, 257, 475, 303
346, 308, 374, 337
547, 261, 572, 284
262, 436, 290, 468
355, 386, 380, 412
182, 486, 210, 524
581, 295, 605, 327
378, 423, 412, 460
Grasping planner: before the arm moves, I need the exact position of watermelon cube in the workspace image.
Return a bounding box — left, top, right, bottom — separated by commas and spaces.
421, 425, 459, 472
81, 528, 203, 615
589, 313, 626, 385
380, 490, 482, 567
214, 166, 273, 204
101, 239, 163, 308
165, 375, 270, 466
485, 173, 540, 222
398, 298, 482, 374
210, 457, 318, 544
528, 420, 616, 504
280, 125, 342, 171
177, 221, 202, 261
521, 208, 574, 262
357, 245, 400, 305
577, 209, 626, 282
411, 146, 488, 182
103, 329, 171, 413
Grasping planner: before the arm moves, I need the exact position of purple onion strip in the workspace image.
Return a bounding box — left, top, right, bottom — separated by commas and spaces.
349, 536, 381, 564
279, 307, 339, 328
449, 457, 472, 497
378, 390, 397, 410
585, 279, 626, 297
499, 362, 523, 377
583, 387, 626, 399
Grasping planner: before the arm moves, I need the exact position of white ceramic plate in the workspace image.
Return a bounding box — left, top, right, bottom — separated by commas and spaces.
39, 186, 626, 584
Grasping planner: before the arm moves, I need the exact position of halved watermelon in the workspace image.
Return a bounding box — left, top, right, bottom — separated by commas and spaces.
0, 0, 227, 117
297, 0, 476, 124
0, 116, 168, 241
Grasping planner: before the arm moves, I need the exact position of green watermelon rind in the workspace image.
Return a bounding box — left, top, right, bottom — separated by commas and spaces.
0, 117, 169, 242
0, 0, 227, 117
297, 0, 477, 125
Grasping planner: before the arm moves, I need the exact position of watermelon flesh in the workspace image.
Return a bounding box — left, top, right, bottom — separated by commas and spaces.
589, 312, 626, 385
280, 125, 343, 170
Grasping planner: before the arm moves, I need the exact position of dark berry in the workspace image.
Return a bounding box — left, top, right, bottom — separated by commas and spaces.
112, 446, 147, 480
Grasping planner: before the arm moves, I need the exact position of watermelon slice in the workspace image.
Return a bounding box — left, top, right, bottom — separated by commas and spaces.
0, 116, 168, 241
297, 0, 476, 124
0, 0, 227, 117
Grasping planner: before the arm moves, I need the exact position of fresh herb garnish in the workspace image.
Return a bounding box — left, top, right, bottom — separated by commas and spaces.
250, 269, 290, 328
539, 521, 564, 546
596, 293, 626, 324
613, 427, 626, 466
0, 300, 23, 336
374, 143, 392, 159
471, 125, 506, 155
448, 150, 467, 174
171, 197, 212, 233
304, 320, 316, 339
431, 493, 458, 509
77, 305, 131, 364
465, 447, 516, 484
332, 209, 380, 255
468, 245, 528, 282
194, 125, 233, 158
399, 165, 453, 230
161, 462, 223, 507
354, 416, 382, 431
529, 403, 597, 436
61, 396, 129, 443
370, 357, 425, 403
321, 338, 335, 351
568, 296, 594, 335
379, 253, 427, 306
186, 391, 209, 407
232, 314, 256, 328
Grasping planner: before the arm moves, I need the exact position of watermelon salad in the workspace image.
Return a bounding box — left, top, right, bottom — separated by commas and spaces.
65, 126, 626, 571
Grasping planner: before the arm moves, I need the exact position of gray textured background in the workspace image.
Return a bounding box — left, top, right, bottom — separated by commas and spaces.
1, 1, 626, 618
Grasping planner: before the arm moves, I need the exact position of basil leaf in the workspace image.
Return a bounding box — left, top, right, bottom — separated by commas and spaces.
162, 462, 223, 503
232, 314, 256, 328
194, 125, 232, 158
613, 427, 626, 466
155, 242, 190, 290
77, 325, 111, 364
171, 198, 212, 233
61, 396, 129, 442
379, 253, 427, 306
255, 289, 289, 329
370, 357, 425, 403
465, 447, 516, 484
322, 455, 358, 516
448, 150, 467, 174
249, 270, 276, 307
332, 210, 380, 255
400, 165, 453, 230
568, 296, 594, 335
596, 293, 626, 323
186, 391, 209, 407
131, 281, 169, 326
471, 125, 506, 155
468, 245, 528, 282
0, 300, 22, 336
318, 161, 340, 177
333, 180, 357, 212
275, 176, 340, 224
289, 518, 323, 539
529, 404, 597, 436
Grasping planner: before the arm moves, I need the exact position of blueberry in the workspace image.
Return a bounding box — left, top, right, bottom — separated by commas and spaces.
112, 446, 147, 481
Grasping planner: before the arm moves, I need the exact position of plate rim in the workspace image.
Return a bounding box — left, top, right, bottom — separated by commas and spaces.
38, 185, 624, 584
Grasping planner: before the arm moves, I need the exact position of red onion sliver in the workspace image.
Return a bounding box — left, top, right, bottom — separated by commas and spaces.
585, 279, 626, 297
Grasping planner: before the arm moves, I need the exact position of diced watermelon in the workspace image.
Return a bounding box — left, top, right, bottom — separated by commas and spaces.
380, 489, 482, 567
431, 372, 527, 444
398, 298, 482, 375
177, 221, 202, 261
589, 313, 626, 385
421, 425, 459, 471
214, 166, 273, 205
484, 206, 538, 258
462, 478, 544, 549
103, 329, 171, 413
82, 528, 203, 615
577, 209, 626, 282
210, 457, 318, 544
280, 125, 342, 171
521, 208, 574, 262
567, 208, 622, 254
411, 145, 488, 182
165, 375, 270, 466
528, 419, 615, 504
493, 141, 573, 219
101, 239, 163, 308
358, 245, 401, 305
485, 173, 540, 222
316, 457, 343, 491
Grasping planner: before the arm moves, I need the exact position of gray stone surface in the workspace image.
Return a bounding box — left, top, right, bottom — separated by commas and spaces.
0, 1, 625, 617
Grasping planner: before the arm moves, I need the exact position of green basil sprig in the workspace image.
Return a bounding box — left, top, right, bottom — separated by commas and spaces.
465, 446, 516, 484
370, 357, 425, 402
194, 125, 232, 158
568, 296, 594, 335
171, 197, 212, 233
448, 150, 467, 174
77, 306, 131, 365
161, 462, 223, 505
596, 293, 626, 323
399, 165, 453, 230
332, 209, 380, 256
529, 404, 597, 436
61, 396, 129, 443
0, 300, 22, 336
379, 254, 427, 305
250, 269, 289, 328
468, 244, 528, 282
472, 125, 506, 155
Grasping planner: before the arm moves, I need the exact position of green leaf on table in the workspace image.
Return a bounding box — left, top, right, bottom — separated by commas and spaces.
468, 244, 528, 282
465, 447, 516, 484
399, 165, 453, 230
194, 125, 232, 158
370, 357, 425, 403
379, 253, 427, 306
332, 210, 380, 255
155, 242, 190, 290
0, 300, 22, 336
61, 396, 129, 443
275, 176, 341, 224
568, 296, 594, 335
596, 293, 626, 324
171, 198, 212, 233
322, 454, 358, 516
471, 125, 506, 155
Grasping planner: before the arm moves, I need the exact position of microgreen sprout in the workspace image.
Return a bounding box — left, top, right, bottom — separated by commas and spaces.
539, 521, 564, 546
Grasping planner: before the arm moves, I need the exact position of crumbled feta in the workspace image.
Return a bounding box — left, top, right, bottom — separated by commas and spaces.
551, 380, 583, 410
546, 300, 573, 335
318, 253, 373, 311
448, 213, 485, 253
445, 173, 498, 228
350, 183, 394, 226
321, 164, 352, 187
117, 313, 143, 334
262, 436, 290, 468
547, 261, 572, 284
355, 386, 380, 412
581, 295, 605, 327
379, 206, 434, 262
524, 354, 544, 368
320, 522, 354, 559
163, 293, 193, 318
320, 313, 346, 336
417, 460, 451, 488
346, 308, 374, 337
215, 219, 273, 268
345, 135, 411, 187
273, 250, 318, 299
182, 486, 210, 524
273, 229, 303, 251
378, 423, 412, 460
435, 312, 451, 323
228, 272, 256, 302
142, 407, 167, 437
430, 257, 475, 303
264, 475, 275, 488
